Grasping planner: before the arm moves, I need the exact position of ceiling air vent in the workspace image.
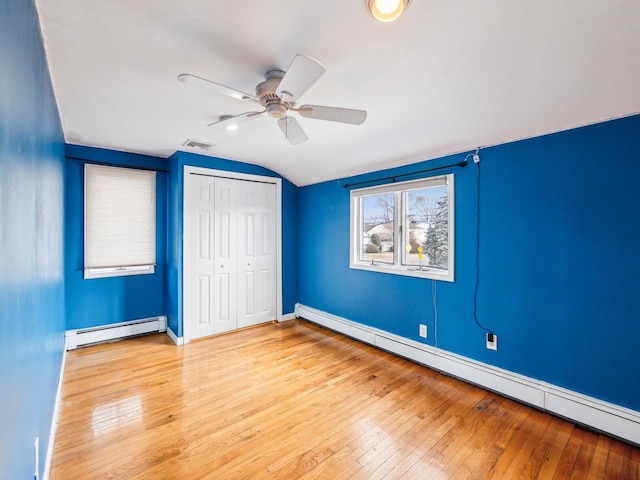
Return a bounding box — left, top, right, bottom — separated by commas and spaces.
182, 139, 215, 151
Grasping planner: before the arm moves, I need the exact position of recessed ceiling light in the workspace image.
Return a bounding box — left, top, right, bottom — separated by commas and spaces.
365, 0, 411, 22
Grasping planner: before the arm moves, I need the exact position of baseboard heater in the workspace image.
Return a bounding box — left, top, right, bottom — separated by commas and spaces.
294, 303, 640, 446
65, 316, 167, 350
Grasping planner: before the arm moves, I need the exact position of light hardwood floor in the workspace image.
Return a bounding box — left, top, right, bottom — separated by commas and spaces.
50, 319, 640, 479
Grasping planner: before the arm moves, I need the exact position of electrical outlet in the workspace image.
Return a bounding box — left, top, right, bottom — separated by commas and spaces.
419, 324, 427, 338
486, 333, 498, 350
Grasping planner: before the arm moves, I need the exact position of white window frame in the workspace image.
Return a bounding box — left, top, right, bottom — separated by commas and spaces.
84, 164, 156, 279
349, 174, 455, 281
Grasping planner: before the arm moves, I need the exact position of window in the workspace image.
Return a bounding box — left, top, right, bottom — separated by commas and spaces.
84, 164, 156, 279
350, 174, 454, 281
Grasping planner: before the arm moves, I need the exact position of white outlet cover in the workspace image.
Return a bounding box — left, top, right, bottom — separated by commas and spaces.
419, 324, 427, 338
486, 333, 498, 350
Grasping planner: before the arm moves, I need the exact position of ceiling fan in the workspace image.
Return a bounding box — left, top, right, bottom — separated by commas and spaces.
178, 54, 367, 145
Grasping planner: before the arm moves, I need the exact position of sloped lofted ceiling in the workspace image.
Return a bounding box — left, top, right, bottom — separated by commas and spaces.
36, 0, 640, 186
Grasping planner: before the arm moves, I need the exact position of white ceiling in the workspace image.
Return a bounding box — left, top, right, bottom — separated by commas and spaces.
36, 0, 640, 186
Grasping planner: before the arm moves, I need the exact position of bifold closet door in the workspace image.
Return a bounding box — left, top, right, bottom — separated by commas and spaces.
212, 177, 238, 334
236, 180, 277, 328
186, 173, 277, 340
187, 174, 220, 339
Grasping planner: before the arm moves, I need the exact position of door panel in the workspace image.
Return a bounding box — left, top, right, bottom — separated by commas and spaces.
256, 182, 277, 323
197, 275, 211, 326
242, 271, 255, 316
213, 177, 237, 333
186, 176, 216, 340
198, 211, 211, 259
214, 272, 231, 322
243, 212, 255, 257
237, 180, 259, 328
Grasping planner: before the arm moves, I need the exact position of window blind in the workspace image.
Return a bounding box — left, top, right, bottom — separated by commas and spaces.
84, 164, 156, 279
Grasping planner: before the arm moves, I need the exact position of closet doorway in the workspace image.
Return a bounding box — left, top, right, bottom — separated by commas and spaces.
183, 166, 281, 342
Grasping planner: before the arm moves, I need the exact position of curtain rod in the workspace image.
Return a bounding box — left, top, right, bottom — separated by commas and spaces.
66, 155, 170, 173
342, 159, 468, 189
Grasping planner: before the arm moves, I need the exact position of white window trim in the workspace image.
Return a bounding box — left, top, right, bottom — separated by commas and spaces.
84, 164, 157, 280
349, 174, 455, 282
84, 265, 155, 280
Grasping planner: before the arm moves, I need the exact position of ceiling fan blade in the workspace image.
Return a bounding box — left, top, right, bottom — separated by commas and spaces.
277, 117, 309, 145
178, 74, 259, 103
208, 111, 265, 128
276, 55, 326, 103
297, 105, 367, 125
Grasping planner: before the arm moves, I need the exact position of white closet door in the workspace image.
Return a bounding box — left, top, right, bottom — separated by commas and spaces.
237, 181, 277, 328
237, 180, 258, 328
185, 170, 278, 341
185, 174, 217, 340
256, 182, 277, 324
213, 177, 237, 334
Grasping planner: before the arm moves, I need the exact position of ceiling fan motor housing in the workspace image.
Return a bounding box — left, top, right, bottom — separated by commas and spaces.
266, 103, 287, 119
256, 70, 290, 118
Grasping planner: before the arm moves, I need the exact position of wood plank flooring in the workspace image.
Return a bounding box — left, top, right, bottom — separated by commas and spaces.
50, 319, 640, 479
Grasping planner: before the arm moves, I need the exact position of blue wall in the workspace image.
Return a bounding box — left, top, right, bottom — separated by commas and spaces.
65, 145, 299, 339
2, 5, 637, 477
166, 151, 299, 337
0, 1, 66, 478
64, 144, 168, 329
298, 114, 640, 411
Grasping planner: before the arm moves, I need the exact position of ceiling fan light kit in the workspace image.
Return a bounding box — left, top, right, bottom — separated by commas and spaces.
366, 0, 411, 22
178, 54, 367, 145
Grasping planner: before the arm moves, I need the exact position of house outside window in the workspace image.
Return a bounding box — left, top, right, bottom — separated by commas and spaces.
350, 174, 454, 281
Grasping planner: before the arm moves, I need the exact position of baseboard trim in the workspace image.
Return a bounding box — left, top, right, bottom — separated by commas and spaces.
294, 303, 640, 446
279, 312, 297, 322
65, 316, 167, 350
166, 327, 183, 346
43, 346, 66, 480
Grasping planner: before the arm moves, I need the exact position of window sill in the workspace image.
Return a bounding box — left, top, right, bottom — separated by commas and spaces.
84, 265, 155, 279
350, 262, 453, 282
